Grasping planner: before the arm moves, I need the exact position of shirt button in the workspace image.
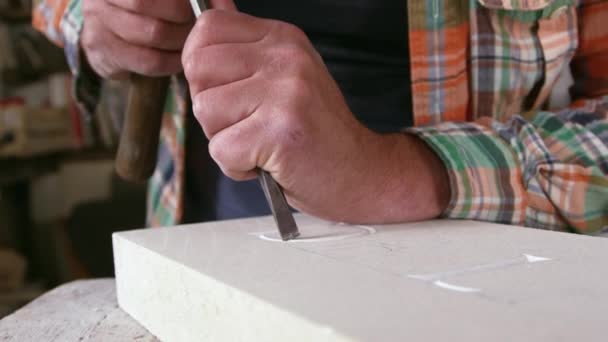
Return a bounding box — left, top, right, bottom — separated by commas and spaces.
550, 6, 569, 19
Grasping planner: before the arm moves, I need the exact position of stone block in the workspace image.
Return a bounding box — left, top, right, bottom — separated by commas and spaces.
113, 215, 608, 341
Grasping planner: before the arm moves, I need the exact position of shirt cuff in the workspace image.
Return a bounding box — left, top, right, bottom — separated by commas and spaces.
408, 122, 527, 226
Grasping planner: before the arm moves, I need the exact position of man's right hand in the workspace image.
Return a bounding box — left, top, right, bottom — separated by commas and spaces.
82, 0, 195, 79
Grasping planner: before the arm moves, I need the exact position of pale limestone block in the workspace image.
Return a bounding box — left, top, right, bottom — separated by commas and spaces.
113, 214, 608, 342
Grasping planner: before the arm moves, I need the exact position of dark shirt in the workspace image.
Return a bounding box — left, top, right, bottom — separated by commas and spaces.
184, 0, 412, 223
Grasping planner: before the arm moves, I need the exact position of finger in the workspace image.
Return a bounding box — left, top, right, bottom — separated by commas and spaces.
105, 0, 194, 23
103, 1, 192, 51
94, 20, 183, 76
219, 168, 257, 182
192, 76, 265, 138
184, 10, 271, 56
208, 115, 266, 179
108, 71, 130, 80
118, 46, 183, 76
85, 45, 131, 79
209, 0, 237, 11
184, 43, 261, 95
82, 19, 121, 78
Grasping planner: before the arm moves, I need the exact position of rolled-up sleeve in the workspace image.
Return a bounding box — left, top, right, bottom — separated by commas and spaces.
409, 101, 608, 234
33, 0, 99, 114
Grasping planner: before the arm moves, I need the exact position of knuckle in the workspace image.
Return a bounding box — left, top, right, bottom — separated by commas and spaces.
138, 53, 164, 75
281, 22, 307, 42
123, 0, 146, 13
185, 66, 209, 94
195, 10, 221, 42
182, 44, 203, 75
145, 19, 166, 45
285, 43, 313, 68
88, 54, 111, 79
193, 91, 212, 121
222, 169, 239, 181
83, 0, 102, 16
274, 44, 304, 63
183, 52, 205, 80
268, 44, 312, 76
82, 1, 94, 16
81, 28, 94, 51
230, 171, 255, 182
182, 57, 195, 79
81, 23, 102, 52
281, 74, 311, 100
275, 112, 295, 135
289, 54, 313, 77
274, 109, 306, 151
208, 137, 228, 164
182, 48, 198, 77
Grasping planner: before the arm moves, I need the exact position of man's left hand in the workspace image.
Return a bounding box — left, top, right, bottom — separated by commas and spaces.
183, 5, 450, 223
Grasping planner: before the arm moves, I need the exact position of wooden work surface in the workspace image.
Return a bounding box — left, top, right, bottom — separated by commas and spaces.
0, 279, 157, 341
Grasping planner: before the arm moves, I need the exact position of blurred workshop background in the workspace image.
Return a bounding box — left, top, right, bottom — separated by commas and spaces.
0, 0, 146, 318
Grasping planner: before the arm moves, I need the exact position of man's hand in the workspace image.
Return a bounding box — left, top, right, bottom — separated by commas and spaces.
81, 0, 195, 79
183, 4, 450, 224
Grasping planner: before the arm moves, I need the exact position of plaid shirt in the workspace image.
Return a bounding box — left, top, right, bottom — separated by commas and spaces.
34, 0, 608, 233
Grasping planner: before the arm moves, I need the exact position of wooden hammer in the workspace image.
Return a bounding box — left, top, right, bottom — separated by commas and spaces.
115, 75, 169, 182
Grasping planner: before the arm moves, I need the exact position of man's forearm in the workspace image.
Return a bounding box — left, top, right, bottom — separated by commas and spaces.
326, 133, 450, 225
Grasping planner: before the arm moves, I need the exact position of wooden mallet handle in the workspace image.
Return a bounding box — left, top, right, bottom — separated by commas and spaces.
115, 74, 170, 182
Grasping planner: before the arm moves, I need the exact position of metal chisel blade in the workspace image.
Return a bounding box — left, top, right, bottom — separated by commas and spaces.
190, 0, 208, 16
258, 170, 300, 241
188, 0, 300, 241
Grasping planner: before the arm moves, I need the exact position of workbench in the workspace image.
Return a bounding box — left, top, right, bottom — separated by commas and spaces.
0, 279, 157, 341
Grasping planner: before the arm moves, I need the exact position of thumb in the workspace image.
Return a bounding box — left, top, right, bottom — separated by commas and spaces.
208, 0, 237, 11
